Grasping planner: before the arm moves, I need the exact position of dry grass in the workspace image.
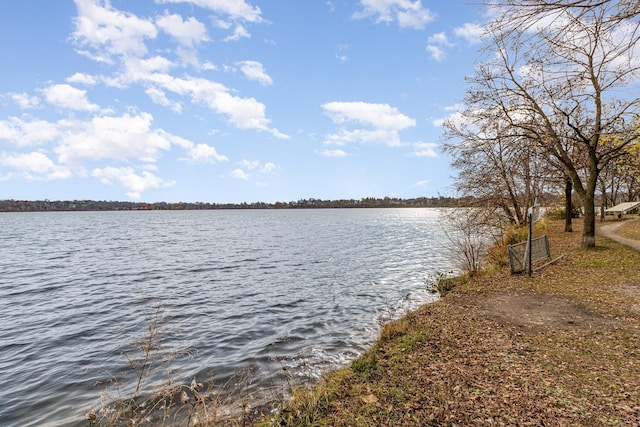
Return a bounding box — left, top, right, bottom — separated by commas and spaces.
261, 219, 640, 426
86, 301, 275, 427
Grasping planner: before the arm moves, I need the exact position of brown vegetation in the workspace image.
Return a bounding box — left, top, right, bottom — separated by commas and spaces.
262, 219, 640, 426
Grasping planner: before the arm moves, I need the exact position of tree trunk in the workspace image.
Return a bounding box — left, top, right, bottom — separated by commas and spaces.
598, 178, 606, 223
581, 142, 602, 248
582, 193, 596, 248
565, 176, 573, 232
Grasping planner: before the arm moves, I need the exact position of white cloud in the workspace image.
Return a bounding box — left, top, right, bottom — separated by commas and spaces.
454, 23, 484, 44
213, 18, 232, 30
1, 151, 52, 174
426, 45, 446, 61
66, 72, 98, 85
428, 32, 451, 47
238, 160, 278, 174
325, 128, 404, 147
410, 142, 438, 157
433, 104, 464, 128
415, 179, 429, 188
0, 117, 61, 147
9, 93, 40, 109
0, 151, 72, 180
155, 0, 263, 23
239, 159, 260, 169
336, 44, 350, 62
92, 166, 174, 199
121, 56, 175, 83
432, 117, 445, 127
55, 112, 172, 165
156, 13, 209, 47
0, 112, 212, 180
323, 101, 415, 130
322, 101, 415, 147
72, 0, 158, 61
175, 47, 200, 67
42, 84, 100, 112
210, 85, 286, 137
223, 24, 251, 42
260, 162, 278, 174
201, 61, 217, 70
113, 69, 287, 138
322, 149, 348, 158
353, 0, 435, 29
524, 9, 570, 34
182, 143, 228, 163
426, 31, 452, 61
145, 87, 183, 113
610, 21, 640, 72
70, 2, 284, 139
230, 168, 250, 180
236, 60, 273, 85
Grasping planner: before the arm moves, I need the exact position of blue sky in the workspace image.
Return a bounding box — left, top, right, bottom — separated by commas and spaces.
0, 0, 485, 203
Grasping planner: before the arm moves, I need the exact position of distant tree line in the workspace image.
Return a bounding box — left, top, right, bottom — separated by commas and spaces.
0, 196, 470, 212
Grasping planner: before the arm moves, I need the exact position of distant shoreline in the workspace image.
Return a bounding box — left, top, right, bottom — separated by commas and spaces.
0, 197, 470, 212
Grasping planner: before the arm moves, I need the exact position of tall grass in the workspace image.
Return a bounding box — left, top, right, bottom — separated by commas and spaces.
84, 300, 282, 426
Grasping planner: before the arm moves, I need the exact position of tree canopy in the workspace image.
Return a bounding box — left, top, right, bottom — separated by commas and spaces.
443, 0, 640, 247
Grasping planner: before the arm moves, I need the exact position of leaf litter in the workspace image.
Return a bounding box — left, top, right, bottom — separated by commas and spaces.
264, 218, 640, 426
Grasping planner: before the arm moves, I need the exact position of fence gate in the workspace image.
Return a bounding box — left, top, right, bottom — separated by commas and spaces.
507, 235, 551, 274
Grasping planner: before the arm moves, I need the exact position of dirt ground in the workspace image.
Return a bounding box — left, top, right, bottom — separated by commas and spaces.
477, 217, 640, 332
477, 288, 617, 331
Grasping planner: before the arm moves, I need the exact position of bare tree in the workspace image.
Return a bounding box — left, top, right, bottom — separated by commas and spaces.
448, 0, 640, 247
487, 1, 640, 24
442, 103, 556, 226
561, 175, 573, 231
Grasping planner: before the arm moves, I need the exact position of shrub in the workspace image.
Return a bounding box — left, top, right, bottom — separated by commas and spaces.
86, 300, 261, 426
440, 208, 503, 276
425, 271, 467, 296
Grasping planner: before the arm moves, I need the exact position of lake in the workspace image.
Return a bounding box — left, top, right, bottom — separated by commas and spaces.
0, 208, 456, 426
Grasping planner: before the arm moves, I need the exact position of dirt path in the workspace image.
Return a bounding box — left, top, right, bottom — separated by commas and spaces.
598, 217, 640, 251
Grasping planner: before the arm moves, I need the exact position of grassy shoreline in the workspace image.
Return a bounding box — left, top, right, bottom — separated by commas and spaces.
259, 218, 640, 426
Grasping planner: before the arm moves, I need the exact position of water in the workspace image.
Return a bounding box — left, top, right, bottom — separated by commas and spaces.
0, 208, 456, 426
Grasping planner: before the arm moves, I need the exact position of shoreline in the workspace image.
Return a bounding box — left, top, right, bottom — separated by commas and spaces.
0, 197, 465, 212
261, 218, 640, 425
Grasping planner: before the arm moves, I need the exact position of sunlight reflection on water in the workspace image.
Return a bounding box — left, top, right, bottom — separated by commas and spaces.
0, 208, 455, 426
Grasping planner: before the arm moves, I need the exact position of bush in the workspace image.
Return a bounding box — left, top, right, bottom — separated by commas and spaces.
441, 208, 504, 276
425, 271, 467, 296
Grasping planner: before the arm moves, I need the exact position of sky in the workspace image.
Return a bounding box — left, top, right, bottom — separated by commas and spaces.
0, 0, 486, 203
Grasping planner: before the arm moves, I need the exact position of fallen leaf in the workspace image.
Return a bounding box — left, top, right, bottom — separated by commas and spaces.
361, 393, 378, 404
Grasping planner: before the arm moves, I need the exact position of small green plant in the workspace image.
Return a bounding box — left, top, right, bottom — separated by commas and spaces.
351, 352, 378, 375
425, 270, 461, 296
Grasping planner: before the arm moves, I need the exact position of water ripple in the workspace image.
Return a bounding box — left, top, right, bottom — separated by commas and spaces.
0, 208, 455, 426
